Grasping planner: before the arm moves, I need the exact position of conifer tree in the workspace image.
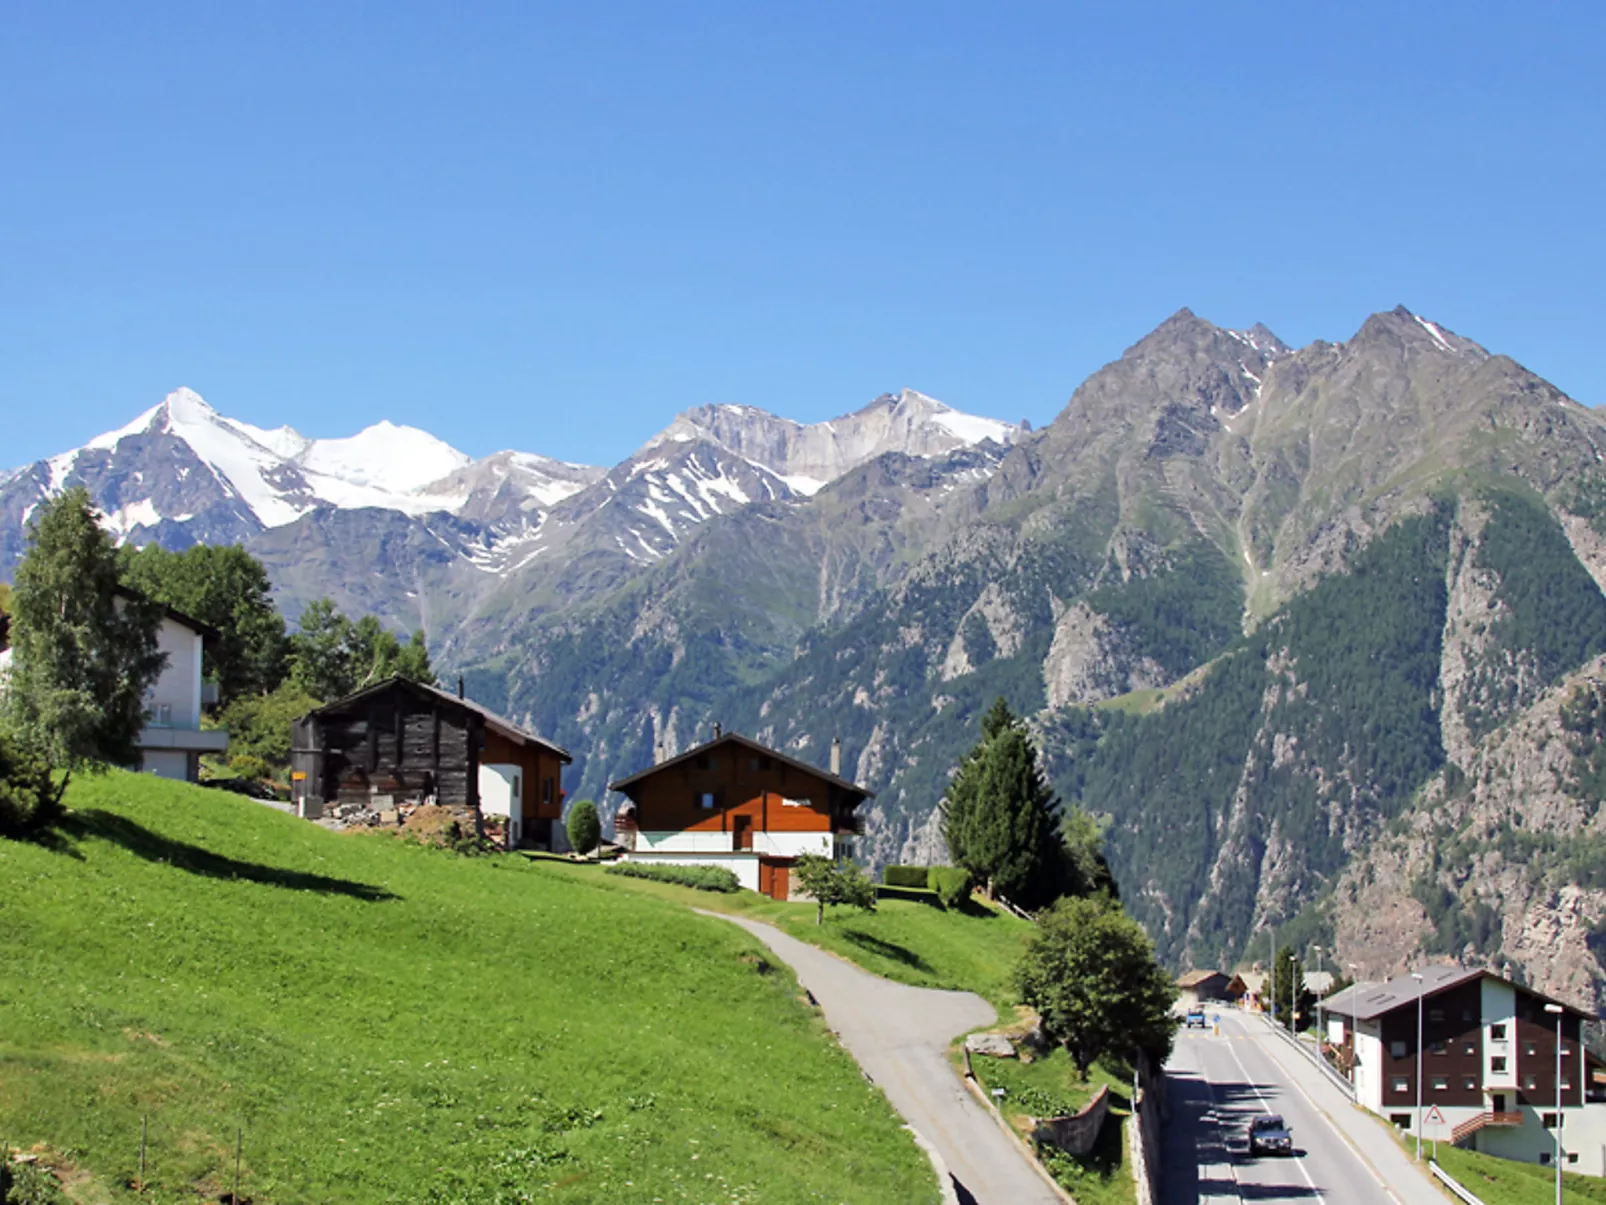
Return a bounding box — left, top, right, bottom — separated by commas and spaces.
941, 697, 1071, 909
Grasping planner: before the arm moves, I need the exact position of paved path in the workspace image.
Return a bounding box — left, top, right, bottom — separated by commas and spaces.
708, 913, 1063, 1205
1163, 1011, 1444, 1205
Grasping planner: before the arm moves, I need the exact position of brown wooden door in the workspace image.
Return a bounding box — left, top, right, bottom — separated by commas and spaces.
771, 861, 789, 901
732, 814, 753, 850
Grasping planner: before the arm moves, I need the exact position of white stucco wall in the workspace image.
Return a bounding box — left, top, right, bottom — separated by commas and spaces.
636, 830, 737, 854
147, 616, 203, 730
751, 831, 832, 858
1354, 1024, 1384, 1113
625, 851, 761, 892
478, 763, 521, 818
1482, 979, 1518, 1093
1473, 1107, 1606, 1176
140, 750, 190, 780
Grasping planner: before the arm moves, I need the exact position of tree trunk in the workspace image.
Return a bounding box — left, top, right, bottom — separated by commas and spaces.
816, 899, 824, 926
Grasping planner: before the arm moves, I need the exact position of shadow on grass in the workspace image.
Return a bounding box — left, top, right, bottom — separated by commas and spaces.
837, 928, 935, 973
60, 809, 399, 901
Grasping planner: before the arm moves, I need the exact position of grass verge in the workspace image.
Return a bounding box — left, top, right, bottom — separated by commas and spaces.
0, 771, 938, 1204
1431, 1144, 1606, 1204
967, 1049, 1137, 1205
524, 856, 1031, 1014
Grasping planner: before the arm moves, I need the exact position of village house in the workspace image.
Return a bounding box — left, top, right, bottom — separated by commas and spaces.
608, 729, 869, 901
1323, 964, 1606, 1174
1175, 970, 1237, 1011
290, 677, 570, 848
136, 602, 229, 782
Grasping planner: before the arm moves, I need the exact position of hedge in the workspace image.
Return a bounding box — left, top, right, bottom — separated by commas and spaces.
928, 866, 973, 909
604, 861, 741, 893
882, 864, 930, 888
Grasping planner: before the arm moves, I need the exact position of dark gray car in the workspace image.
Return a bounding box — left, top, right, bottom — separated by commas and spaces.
1246, 1113, 1293, 1156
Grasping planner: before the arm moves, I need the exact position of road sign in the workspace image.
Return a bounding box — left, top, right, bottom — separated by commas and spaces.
1423, 1105, 1446, 1126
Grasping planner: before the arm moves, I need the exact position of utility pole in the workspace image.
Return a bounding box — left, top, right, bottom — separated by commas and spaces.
1269, 926, 1277, 1024
1411, 972, 1424, 1162
1313, 944, 1325, 1056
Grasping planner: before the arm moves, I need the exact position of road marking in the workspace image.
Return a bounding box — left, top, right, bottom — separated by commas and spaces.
1223, 1029, 1328, 1204
1245, 1020, 1405, 1205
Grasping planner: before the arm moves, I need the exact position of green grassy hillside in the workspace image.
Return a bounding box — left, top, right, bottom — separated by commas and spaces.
0, 773, 938, 1204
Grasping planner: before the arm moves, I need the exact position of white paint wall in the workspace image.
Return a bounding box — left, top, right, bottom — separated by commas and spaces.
141, 750, 190, 780
146, 616, 203, 729
636, 830, 737, 854
478, 763, 520, 818
626, 852, 761, 892
1482, 979, 1518, 1093
752, 831, 832, 858
1354, 1023, 1384, 1114
1474, 1107, 1606, 1176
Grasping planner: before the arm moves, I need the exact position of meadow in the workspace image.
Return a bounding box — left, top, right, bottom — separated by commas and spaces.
0, 773, 940, 1204
1429, 1145, 1606, 1205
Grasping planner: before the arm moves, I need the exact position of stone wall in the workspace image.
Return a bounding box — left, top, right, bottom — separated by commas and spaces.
1032, 1084, 1109, 1157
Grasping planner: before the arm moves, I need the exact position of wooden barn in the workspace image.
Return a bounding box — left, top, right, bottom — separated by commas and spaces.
608, 730, 869, 900
290, 677, 571, 848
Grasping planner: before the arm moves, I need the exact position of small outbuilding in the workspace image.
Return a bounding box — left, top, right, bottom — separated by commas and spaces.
1176, 970, 1235, 1010
291, 677, 570, 848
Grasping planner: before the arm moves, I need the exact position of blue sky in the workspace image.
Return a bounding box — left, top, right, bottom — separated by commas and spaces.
4, 1, 1602, 469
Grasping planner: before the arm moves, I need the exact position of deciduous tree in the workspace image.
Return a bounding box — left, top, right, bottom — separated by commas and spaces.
287, 599, 433, 702
1014, 894, 1176, 1078
4, 489, 166, 804
794, 854, 876, 925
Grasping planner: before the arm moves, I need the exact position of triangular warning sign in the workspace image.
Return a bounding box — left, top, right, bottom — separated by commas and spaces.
1424, 1106, 1446, 1125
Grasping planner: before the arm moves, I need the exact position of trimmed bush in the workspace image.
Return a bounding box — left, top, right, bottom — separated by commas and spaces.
882, 864, 929, 889
874, 883, 940, 905
928, 866, 973, 910
605, 861, 741, 893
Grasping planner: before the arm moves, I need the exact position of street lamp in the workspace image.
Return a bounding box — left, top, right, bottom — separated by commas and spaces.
1411, 972, 1425, 1162
1545, 1001, 1564, 1205
1313, 945, 1325, 1059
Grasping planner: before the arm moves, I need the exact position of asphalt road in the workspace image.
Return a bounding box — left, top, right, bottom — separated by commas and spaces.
707, 912, 1064, 1205
1162, 1011, 1411, 1205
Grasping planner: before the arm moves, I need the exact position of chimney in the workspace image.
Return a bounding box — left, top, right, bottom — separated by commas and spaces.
830, 736, 842, 777
712, 722, 722, 740
457, 675, 465, 700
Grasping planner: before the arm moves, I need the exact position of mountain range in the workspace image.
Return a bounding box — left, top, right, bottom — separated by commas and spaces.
11, 306, 1606, 1012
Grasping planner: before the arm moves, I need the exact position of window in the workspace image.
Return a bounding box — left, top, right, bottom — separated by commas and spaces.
1392, 1077, 1410, 1094
1391, 1113, 1412, 1129
1491, 1024, 1507, 1040
1429, 1040, 1449, 1055
698, 792, 717, 810
1492, 1057, 1508, 1073
1464, 1043, 1477, 1056
152, 703, 173, 726
1390, 1041, 1408, 1059
542, 778, 554, 805
1526, 1078, 1539, 1091
1429, 1008, 1445, 1023
1562, 1046, 1572, 1058
1431, 1076, 1449, 1091
1464, 1077, 1478, 1091
1543, 1113, 1559, 1128
1541, 1153, 1552, 1166
1562, 1078, 1572, 1090
1526, 1045, 1538, 1057
512, 774, 522, 801
1569, 1154, 1579, 1165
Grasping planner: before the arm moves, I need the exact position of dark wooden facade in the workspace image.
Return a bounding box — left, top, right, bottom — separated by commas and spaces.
291, 678, 570, 845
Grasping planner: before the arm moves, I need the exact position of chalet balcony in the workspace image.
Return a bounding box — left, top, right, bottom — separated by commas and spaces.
138, 724, 230, 754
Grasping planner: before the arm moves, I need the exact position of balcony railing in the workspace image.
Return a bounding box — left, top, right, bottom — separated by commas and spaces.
138, 725, 230, 753
1450, 1111, 1523, 1145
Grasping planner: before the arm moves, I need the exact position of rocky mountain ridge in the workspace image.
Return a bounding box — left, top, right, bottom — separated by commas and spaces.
11, 306, 1606, 1012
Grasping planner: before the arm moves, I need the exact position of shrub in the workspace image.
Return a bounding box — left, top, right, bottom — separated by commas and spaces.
605, 861, 741, 893
0, 724, 59, 836
566, 799, 601, 855
882, 864, 929, 888
928, 865, 973, 909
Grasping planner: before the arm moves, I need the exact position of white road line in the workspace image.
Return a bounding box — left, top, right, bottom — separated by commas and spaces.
1224, 1030, 1329, 1204
1183, 1031, 1243, 1205
1246, 1020, 1405, 1204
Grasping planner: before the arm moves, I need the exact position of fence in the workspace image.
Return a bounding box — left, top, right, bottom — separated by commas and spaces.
1429, 1158, 1487, 1205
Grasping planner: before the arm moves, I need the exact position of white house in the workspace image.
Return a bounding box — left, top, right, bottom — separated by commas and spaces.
1324, 965, 1606, 1175
135, 604, 228, 781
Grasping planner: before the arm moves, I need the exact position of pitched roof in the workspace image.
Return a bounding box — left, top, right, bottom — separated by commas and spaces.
1322, 965, 1594, 1023
304, 676, 571, 762
1177, 969, 1227, 988
607, 730, 872, 801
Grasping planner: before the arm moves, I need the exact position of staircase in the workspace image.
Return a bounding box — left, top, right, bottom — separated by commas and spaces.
1451, 1111, 1523, 1145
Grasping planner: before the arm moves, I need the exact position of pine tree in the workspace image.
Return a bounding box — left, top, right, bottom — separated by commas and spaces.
5, 488, 167, 797
941, 697, 1072, 909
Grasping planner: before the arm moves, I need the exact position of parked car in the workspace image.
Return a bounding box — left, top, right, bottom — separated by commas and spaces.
1246, 1114, 1293, 1156
1186, 1009, 1207, 1029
